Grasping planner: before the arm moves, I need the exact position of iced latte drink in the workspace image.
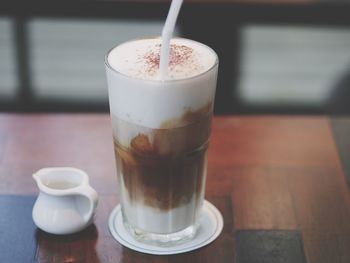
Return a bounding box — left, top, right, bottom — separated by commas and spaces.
105, 38, 218, 245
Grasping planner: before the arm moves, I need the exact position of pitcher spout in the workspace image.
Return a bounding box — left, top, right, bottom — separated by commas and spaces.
32, 171, 41, 184
32, 169, 47, 189
32, 168, 54, 190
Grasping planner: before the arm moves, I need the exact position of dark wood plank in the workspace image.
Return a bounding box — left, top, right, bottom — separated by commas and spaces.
0, 195, 37, 263
231, 167, 296, 230
287, 167, 350, 235
209, 116, 340, 168
331, 117, 350, 189
236, 230, 306, 263
206, 166, 297, 230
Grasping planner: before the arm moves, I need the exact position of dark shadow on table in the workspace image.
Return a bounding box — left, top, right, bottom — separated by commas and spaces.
35, 224, 100, 262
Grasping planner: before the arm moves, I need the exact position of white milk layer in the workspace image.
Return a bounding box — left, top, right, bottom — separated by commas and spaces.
122, 197, 200, 234
106, 38, 218, 129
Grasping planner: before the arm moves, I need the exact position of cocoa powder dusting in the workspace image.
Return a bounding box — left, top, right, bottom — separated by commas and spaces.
142, 44, 193, 75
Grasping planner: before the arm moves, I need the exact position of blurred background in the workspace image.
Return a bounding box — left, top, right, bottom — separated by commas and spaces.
1, 0, 350, 115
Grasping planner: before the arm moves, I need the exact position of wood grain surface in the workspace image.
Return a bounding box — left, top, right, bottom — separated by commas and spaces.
0, 114, 350, 263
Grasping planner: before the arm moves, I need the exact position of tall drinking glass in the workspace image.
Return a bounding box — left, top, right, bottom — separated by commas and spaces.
105, 38, 218, 246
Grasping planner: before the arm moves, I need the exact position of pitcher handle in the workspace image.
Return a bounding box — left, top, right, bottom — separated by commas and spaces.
74, 185, 99, 224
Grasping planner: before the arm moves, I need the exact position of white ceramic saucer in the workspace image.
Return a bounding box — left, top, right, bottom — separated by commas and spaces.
108, 200, 223, 255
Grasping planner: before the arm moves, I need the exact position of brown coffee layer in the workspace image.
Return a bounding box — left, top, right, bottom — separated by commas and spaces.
113, 103, 212, 210
115, 140, 207, 210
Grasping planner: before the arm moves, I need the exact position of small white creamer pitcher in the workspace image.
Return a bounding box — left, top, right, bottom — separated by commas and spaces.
32, 167, 98, 235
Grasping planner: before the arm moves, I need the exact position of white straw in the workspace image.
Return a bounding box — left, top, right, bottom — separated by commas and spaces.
159, 0, 183, 80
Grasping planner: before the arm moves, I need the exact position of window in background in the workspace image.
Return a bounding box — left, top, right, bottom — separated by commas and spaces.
0, 17, 17, 99
29, 19, 177, 103
238, 26, 350, 109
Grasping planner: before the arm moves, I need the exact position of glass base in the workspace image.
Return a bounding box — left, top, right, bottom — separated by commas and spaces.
123, 220, 198, 247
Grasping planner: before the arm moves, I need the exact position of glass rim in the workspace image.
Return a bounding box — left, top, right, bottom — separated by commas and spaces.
105, 37, 219, 83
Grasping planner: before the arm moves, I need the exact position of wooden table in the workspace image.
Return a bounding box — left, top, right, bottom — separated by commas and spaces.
1, 114, 350, 263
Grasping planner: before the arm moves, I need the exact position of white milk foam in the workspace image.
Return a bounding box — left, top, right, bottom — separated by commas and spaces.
108, 38, 216, 80
106, 38, 218, 129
